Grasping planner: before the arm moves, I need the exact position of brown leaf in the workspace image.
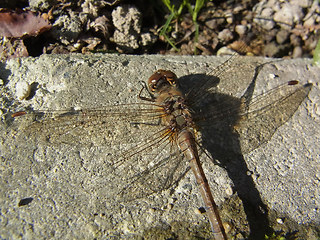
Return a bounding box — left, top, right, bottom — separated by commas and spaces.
0, 9, 51, 38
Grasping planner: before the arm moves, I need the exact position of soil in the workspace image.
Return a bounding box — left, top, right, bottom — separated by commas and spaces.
0, 0, 319, 61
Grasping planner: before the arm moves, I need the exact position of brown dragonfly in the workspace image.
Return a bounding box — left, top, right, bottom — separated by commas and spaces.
10, 54, 312, 239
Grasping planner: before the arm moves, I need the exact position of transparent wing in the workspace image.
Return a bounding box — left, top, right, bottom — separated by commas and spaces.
235, 81, 312, 153
10, 102, 191, 202
193, 81, 312, 154
111, 143, 190, 202
183, 47, 264, 109
11, 103, 164, 146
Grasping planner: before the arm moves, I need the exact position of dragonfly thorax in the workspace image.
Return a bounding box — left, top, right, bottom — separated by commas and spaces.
161, 94, 195, 134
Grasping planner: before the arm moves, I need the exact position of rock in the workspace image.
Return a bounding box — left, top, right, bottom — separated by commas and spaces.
15, 81, 31, 100
140, 32, 157, 47
235, 25, 247, 36
264, 42, 279, 57
253, 6, 275, 31
304, 35, 318, 52
225, 12, 233, 24
51, 14, 83, 45
29, 0, 56, 11
290, 0, 313, 8
290, 33, 302, 46
112, 5, 141, 52
303, 1, 320, 29
292, 46, 303, 58
216, 46, 236, 56
276, 30, 289, 44
205, 18, 225, 30
218, 29, 233, 43
274, 3, 304, 29
303, 15, 316, 28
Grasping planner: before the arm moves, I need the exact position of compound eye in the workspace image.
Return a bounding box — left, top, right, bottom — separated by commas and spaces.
163, 70, 177, 86
148, 78, 158, 92
150, 82, 156, 92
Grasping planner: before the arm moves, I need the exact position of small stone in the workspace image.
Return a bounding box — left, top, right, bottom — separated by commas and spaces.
112, 5, 141, 52
235, 25, 247, 36
194, 207, 202, 215
292, 46, 303, 58
303, 14, 316, 28
274, 3, 304, 29
205, 19, 218, 29
276, 218, 284, 224
225, 185, 233, 196
218, 29, 233, 43
264, 42, 279, 57
254, 7, 275, 30
217, 46, 236, 56
269, 73, 276, 79
52, 14, 82, 44
0, 78, 4, 85
140, 32, 157, 47
291, 0, 313, 8
223, 222, 232, 233
290, 33, 302, 46
205, 18, 225, 29
276, 30, 289, 44
15, 81, 31, 100
225, 13, 233, 24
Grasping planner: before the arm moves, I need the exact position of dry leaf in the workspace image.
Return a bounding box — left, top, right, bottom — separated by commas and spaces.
0, 9, 51, 38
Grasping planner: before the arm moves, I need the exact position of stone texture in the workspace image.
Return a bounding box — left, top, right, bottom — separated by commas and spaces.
0, 54, 319, 239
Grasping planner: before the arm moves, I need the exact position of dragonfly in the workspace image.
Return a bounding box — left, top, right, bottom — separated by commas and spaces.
10, 53, 312, 239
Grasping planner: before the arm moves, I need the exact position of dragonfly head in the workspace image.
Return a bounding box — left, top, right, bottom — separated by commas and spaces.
148, 70, 178, 94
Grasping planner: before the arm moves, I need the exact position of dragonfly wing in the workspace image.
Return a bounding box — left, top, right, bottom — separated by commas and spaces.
235, 82, 312, 153
9, 103, 191, 202
183, 56, 264, 109
193, 82, 312, 154
111, 143, 190, 202
11, 103, 164, 147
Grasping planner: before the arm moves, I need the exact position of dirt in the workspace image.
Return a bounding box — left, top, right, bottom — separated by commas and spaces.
0, 0, 319, 61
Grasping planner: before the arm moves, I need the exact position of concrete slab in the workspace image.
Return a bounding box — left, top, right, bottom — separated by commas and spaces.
0, 54, 319, 239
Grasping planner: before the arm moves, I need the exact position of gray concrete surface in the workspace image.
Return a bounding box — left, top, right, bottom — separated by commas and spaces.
0, 54, 319, 239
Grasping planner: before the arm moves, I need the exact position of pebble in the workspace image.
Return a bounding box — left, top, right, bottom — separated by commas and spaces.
112, 5, 141, 52
52, 14, 83, 44
225, 12, 233, 24
291, 0, 313, 8
235, 25, 247, 36
274, 3, 304, 28
15, 81, 31, 100
218, 29, 233, 43
194, 207, 202, 215
225, 185, 233, 196
276, 218, 284, 224
217, 46, 237, 56
255, 7, 275, 31
276, 30, 289, 44
292, 46, 303, 58
290, 34, 302, 46
223, 222, 232, 233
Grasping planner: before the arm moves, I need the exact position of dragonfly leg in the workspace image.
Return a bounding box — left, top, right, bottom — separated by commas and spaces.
138, 81, 155, 102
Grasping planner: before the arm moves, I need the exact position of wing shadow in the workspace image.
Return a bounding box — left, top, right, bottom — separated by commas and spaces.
179, 62, 311, 238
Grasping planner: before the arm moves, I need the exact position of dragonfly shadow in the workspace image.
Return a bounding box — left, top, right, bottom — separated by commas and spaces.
180, 70, 273, 238
179, 60, 312, 237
